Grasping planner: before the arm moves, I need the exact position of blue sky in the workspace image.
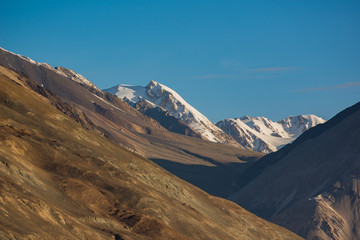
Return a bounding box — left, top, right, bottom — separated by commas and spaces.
1, 0, 359, 121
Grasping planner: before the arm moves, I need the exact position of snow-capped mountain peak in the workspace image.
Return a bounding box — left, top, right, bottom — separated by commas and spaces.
217, 114, 325, 153
104, 81, 239, 146
280, 114, 325, 138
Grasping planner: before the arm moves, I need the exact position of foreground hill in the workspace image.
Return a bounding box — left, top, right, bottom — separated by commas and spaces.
217, 115, 325, 153
0, 47, 261, 198
230, 102, 360, 239
0, 65, 302, 239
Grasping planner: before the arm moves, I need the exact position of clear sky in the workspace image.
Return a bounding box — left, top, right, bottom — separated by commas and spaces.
1, 0, 359, 122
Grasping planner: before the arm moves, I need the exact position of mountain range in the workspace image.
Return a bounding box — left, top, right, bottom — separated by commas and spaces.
104, 82, 325, 153
1, 46, 358, 240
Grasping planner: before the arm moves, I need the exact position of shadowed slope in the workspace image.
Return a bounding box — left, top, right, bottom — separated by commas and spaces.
230, 102, 360, 240
133, 99, 203, 139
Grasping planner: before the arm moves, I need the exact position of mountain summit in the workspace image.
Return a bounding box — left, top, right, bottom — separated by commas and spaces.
104, 81, 240, 146
217, 115, 325, 153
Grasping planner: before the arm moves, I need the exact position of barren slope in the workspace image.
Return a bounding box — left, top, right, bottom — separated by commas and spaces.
0, 66, 302, 239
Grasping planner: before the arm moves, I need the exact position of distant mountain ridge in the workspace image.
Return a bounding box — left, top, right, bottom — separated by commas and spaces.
217, 115, 325, 153
104, 81, 240, 146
